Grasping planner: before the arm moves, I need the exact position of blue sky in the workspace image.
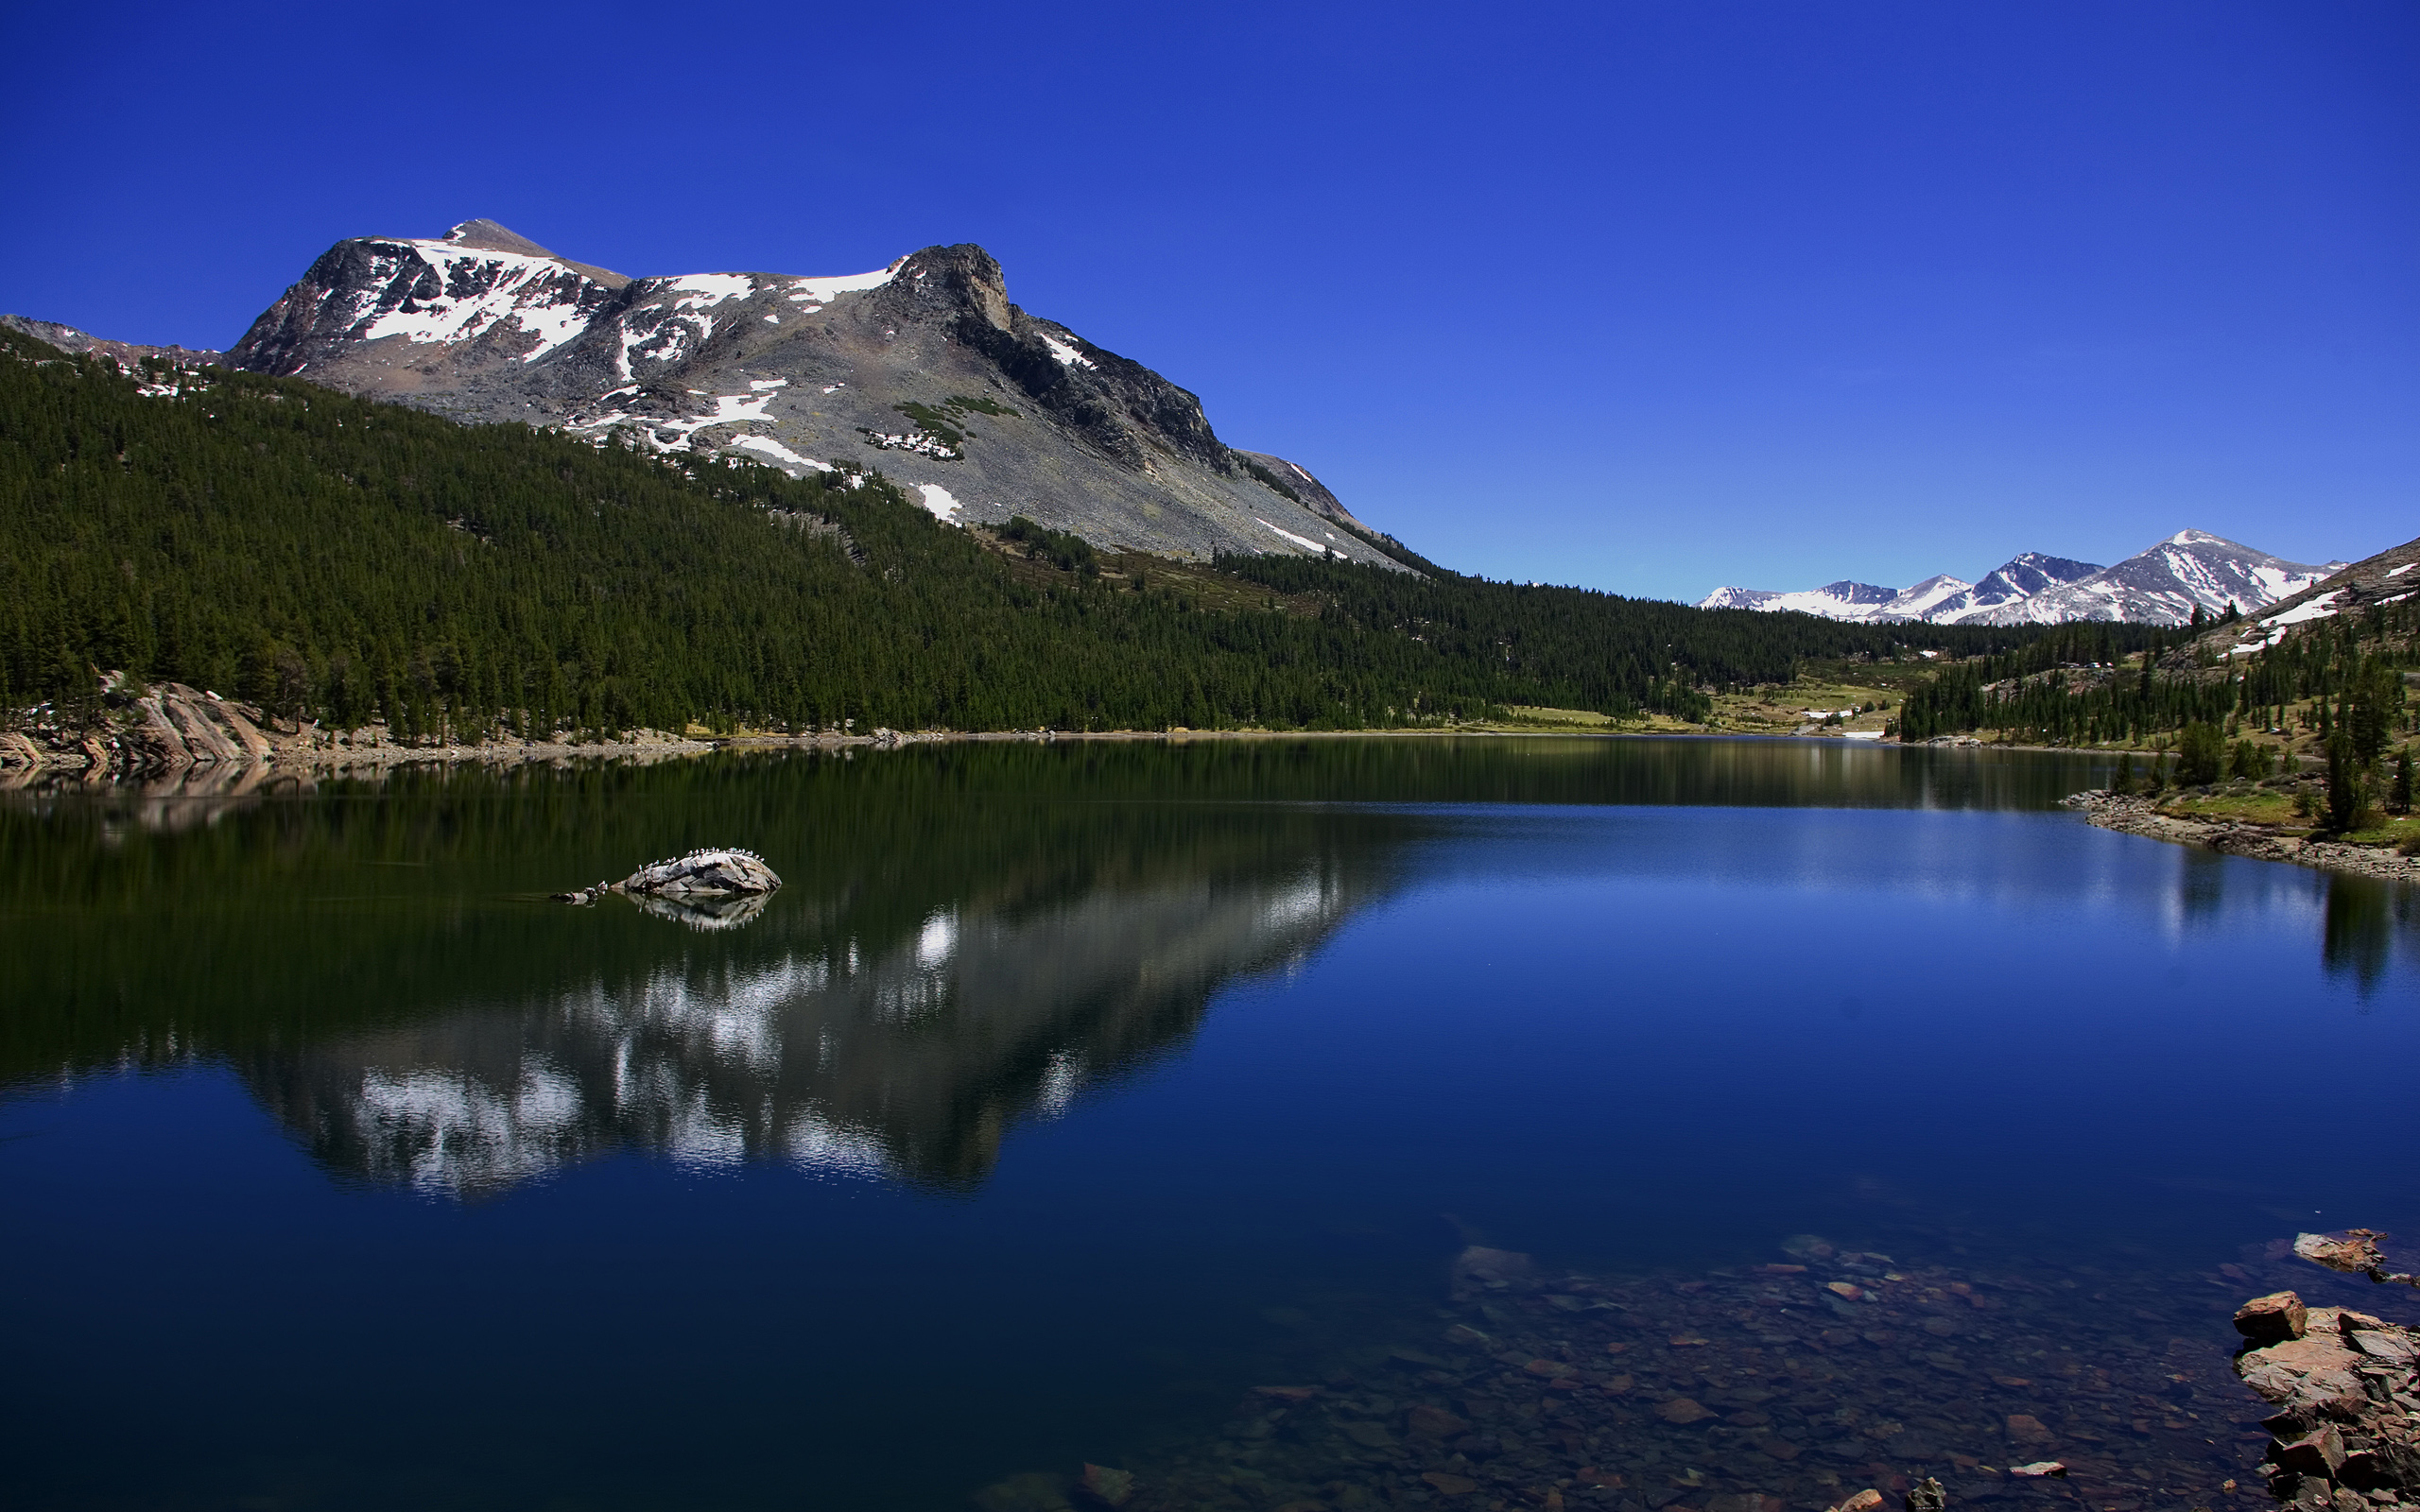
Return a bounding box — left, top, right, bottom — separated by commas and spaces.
3, 1, 2411, 602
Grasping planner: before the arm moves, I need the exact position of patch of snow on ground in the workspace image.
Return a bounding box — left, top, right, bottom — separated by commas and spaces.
1254, 517, 1325, 553
2379, 591, 2414, 606
1040, 332, 1097, 369
2231, 590, 2349, 654
862, 430, 961, 460
786, 265, 900, 305
2390, 562, 2417, 577
821, 383, 845, 393
748, 378, 787, 390
1288, 461, 1316, 484
565, 389, 780, 455
668, 274, 755, 309
729, 436, 829, 472
914, 484, 963, 524
2265, 590, 2345, 628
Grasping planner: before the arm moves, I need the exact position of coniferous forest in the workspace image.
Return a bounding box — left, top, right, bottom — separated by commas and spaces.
2, 329, 2108, 740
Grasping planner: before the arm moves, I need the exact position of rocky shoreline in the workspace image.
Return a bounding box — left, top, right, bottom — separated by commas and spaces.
2060, 791, 2420, 885
969, 1228, 2347, 1512
2231, 1232, 2420, 1512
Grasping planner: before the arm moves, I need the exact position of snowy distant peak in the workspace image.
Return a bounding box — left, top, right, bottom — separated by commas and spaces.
1982, 529, 2342, 627
1698, 532, 2339, 627
1699, 580, 1903, 620
1971, 553, 2102, 606
1885, 574, 1974, 620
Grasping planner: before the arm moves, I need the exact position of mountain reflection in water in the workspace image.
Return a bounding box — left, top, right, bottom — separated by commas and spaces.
7, 738, 2420, 1512
253, 851, 1374, 1194
6, 736, 2413, 1203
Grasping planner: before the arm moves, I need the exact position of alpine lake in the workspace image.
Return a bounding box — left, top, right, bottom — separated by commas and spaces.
3, 736, 2415, 1512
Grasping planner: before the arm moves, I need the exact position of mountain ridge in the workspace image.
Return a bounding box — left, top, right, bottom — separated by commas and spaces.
13, 220, 1396, 568
1702, 531, 2343, 627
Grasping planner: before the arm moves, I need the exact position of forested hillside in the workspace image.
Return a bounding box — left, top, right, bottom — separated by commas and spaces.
1, 330, 2076, 739
1896, 598, 2416, 749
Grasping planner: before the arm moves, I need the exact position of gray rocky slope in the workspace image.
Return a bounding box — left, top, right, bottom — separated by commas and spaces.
147, 218, 1391, 563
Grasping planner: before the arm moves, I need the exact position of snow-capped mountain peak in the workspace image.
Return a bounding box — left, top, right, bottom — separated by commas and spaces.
1699, 532, 2343, 627
182, 220, 1393, 565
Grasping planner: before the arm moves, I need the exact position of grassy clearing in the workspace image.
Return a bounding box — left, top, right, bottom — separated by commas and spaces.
2156, 788, 2305, 827
1707, 676, 1898, 735
1502, 706, 1616, 727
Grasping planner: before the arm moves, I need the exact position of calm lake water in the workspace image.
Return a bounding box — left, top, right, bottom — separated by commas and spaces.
3, 738, 2415, 1512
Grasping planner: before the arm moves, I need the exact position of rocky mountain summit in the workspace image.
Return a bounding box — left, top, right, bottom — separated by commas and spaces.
1703, 532, 2343, 627
186, 219, 1393, 563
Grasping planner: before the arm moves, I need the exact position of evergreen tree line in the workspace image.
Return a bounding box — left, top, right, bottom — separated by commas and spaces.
1897, 608, 2415, 750
1214, 556, 2083, 724
2, 329, 2089, 739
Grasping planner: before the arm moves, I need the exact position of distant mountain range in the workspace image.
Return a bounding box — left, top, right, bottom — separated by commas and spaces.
1700, 530, 2346, 627
3, 219, 1398, 567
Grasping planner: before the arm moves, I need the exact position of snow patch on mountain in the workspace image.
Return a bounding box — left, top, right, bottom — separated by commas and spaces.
786, 266, 899, 307
668, 274, 756, 310
1255, 517, 1325, 553
914, 484, 964, 524
1040, 332, 1097, 370
350, 241, 599, 363
729, 436, 828, 472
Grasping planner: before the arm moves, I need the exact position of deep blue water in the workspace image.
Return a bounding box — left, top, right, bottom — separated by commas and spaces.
1, 739, 2413, 1512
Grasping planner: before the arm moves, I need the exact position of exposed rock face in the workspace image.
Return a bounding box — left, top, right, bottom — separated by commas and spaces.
112, 683, 273, 774
2233, 1291, 2420, 1511
199, 219, 1394, 565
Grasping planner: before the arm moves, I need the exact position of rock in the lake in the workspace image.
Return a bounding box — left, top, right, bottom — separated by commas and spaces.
614, 848, 781, 897
1654, 1396, 1715, 1424
2234, 1263, 2420, 1512
1903, 1475, 1945, 1512
1078, 1463, 1133, 1507
1828, 1491, 1885, 1512
2004, 1414, 2054, 1445
974, 1472, 1074, 1512
2236, 1291, 2310, 1345
2008, 1463, 2066, 1479
1406, 1403, 1468, 1437
2273, 1428, 2347, 1478
1451, 1246, 1534, 1291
